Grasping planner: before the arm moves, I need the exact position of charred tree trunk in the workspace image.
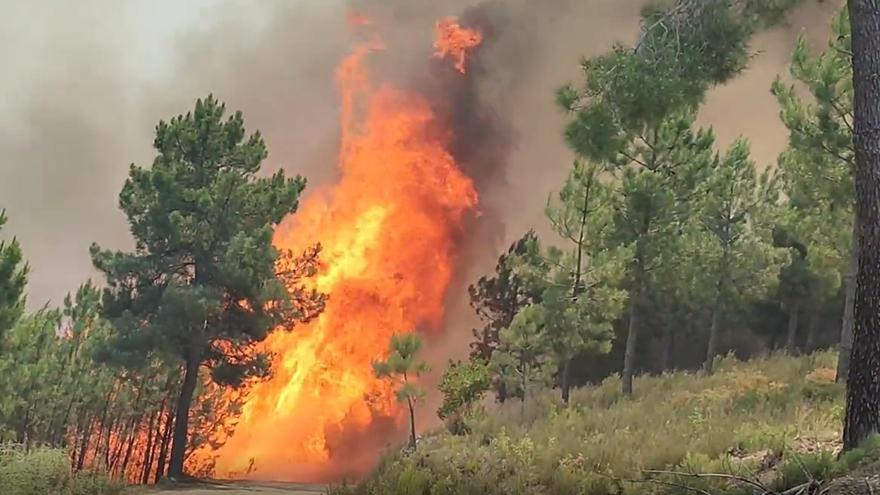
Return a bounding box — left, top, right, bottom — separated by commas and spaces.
838, 232, 858, 382
75, 412, 94, 472
155, 403, 175, 482
168, 351, 200, 478
843, 0, 880, 452
119, 413, 141, 482
786, 299, 801, 354
141, 405, 161, 485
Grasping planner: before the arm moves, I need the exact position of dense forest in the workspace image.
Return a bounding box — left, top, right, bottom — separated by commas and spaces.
2, 0, 880, 494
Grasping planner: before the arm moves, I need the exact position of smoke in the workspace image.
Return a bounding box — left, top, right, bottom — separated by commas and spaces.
0, 0, 841, 480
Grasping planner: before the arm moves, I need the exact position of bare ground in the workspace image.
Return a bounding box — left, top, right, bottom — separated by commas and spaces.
144, 481, 328, 495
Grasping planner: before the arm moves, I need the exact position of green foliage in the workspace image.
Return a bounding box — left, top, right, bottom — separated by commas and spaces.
0, 210, 28, 338
773, 6, 853, 293
559, 0, 804, 164
501, 161, 629, 401
437, 360, 491, 423
490, 304, 554, 411
91, 94, 311, 383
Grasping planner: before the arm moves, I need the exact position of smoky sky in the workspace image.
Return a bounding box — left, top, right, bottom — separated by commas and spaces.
0, 0, 840, 318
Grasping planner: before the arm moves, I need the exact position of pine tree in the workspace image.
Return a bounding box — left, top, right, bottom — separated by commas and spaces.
90, 95, 313, 478
490, 305, 551, 417
697, 139, 781, 373
0, 210, 28, 337
513, 162, 629, 402
772, 7, 855, 378
373, 333, 429, 451
558, 0, 807, 392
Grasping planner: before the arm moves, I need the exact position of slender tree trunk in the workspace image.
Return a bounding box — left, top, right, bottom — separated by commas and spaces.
168, 352, 200, 478
75, 412, 94, 471
141, 417, 156, 484
119, 413, 141, 482
155, 403, 175, 482
703, 304, 723, 374
622, 272, 644, 396
838, 233, 858, 382
786, 300, 801, 354
843, 0, 880, 452
520, 358, 528, 420
661, 321, 675, 372
704, 250, 729, 374
407, 397, 417, 450
560, 359, 573, 404
805, 309, 821, 353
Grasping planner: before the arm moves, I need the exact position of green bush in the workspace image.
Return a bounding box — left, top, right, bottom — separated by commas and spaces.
0, 446, 122, 495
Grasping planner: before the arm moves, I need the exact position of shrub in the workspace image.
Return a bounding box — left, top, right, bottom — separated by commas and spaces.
0, 445, 122, 495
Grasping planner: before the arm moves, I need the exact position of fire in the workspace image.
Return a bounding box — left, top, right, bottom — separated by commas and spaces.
433, 17, 483, 74
207, 17, 482, 482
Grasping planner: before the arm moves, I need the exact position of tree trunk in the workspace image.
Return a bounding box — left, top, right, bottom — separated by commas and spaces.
621, 270, 645, 397
75, 412, 94, 471
407, 397, 417, 450
843, 0, 880, 452
622, 292, 640, 396
140, 409, 158, 484
786, 299, 801, 354
703, 305, 722, 375
168, 352, 200, 478
155, 403, 175, 482
805, 309, 821, 353
560, 359, 573, 404
661, 322, 675, 372
838, 233, 858, 382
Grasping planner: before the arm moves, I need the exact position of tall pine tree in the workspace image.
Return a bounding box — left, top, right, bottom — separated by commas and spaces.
91, 95, 312, 478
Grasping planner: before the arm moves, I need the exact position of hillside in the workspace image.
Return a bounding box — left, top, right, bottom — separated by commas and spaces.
333, 352, 880, 495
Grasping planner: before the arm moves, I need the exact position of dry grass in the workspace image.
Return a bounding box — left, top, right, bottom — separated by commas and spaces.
334, 351, 865, 495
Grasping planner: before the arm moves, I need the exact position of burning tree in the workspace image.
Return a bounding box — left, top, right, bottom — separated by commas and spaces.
90, 95, 318, 479
372, 333, 429, 451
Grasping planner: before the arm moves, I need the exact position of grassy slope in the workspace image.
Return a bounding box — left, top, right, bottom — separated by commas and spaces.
335, 351, 880, 495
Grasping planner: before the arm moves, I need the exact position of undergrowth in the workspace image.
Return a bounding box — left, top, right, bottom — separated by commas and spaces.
332, 351, 874, 495
0, 445, 123, 495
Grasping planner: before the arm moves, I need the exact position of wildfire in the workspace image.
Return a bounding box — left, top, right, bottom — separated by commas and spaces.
433, 17, 483, 74
206, 16, 483, 482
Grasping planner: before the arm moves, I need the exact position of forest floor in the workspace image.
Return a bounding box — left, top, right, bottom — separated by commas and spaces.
146, 481, 327, 494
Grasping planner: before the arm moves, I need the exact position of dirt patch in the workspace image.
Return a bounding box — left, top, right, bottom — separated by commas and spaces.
143, 481, 327, 495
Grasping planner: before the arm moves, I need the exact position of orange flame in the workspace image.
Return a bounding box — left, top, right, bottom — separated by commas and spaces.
207, 29, 478, 482
433, 17, 483, 74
